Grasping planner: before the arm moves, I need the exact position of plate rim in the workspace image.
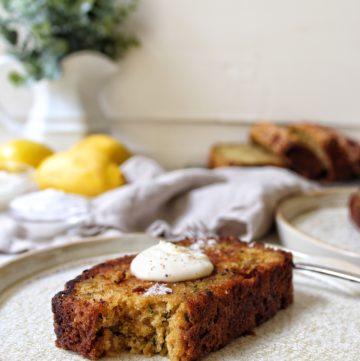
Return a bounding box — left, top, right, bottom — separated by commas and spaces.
1, 230, 360, 361
0, 233, 160, 296
276, 187, 360, 259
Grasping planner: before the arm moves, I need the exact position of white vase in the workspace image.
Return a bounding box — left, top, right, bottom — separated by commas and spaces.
0, 51, 118, 149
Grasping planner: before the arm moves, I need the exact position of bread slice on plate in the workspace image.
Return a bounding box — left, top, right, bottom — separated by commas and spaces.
52, 237, 293, 361
290, 122, 354, 181
250, 122, 325, 179
208, 143, 286, 168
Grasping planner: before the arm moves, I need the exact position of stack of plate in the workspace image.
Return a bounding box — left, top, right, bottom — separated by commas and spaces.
276, 187, 360, 265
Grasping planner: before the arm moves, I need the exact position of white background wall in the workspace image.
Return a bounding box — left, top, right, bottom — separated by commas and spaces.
107, 0, 360, 126
0, 0, 360, 167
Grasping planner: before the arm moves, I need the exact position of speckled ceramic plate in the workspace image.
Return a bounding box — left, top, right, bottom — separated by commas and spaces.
276, 187, 360, 266
0, 234, 360, 361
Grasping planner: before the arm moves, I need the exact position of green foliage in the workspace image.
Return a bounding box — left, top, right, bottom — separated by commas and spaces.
0, 0, 139, 85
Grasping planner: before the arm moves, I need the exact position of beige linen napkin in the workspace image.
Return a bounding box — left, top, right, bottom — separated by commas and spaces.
94, 156, 314, 240
0, 156, 314, 253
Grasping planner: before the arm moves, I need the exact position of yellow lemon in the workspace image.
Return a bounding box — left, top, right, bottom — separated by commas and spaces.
35, 148, 126, 197
74, 134, 132, 165
0, 139, 53, 168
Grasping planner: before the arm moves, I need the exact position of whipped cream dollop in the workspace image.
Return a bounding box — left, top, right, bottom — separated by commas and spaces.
130, 241, 214, 282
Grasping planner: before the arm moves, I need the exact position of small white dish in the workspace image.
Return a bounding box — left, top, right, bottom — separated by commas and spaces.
9, 189, 90, 239
276, 187, 360, 266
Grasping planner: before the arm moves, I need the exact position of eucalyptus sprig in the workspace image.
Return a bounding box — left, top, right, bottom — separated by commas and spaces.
0, 0, 139, 85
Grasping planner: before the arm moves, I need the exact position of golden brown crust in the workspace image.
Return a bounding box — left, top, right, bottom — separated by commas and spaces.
52, 237, 293, 361
251, 122, 300, 155
170, 251, 293, 361
250, 122, 325, 179
290, 122, 354, 181
208, 143, 286, 168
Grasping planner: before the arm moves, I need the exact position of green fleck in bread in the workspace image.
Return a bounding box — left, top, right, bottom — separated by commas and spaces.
52, 238, 293, 361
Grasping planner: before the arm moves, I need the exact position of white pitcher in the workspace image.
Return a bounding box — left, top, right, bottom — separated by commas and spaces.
0, 51, 118, 149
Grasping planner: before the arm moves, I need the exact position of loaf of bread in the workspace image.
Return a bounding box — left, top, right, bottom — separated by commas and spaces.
209, 143, 287, 168
290, 122, 354, 181
52, 238, 293, 361
250, 122, 325, 179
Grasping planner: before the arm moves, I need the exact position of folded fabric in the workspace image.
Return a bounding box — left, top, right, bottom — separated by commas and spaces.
0, 156, 315, 254
94, 157, 314, 240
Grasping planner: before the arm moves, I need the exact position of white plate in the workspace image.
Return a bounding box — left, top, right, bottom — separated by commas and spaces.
0, 235, 360, 361
276, 188, 360, 265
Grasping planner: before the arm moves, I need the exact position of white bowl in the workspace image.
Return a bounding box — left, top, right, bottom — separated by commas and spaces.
276, 187, 360, 266
9, 189, 90, 239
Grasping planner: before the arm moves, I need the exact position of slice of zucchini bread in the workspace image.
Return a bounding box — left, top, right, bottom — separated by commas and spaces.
290, 122, 354, 181
250, 122, 325, 179
208, 143, 287, 168
52, 238, 293, 361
